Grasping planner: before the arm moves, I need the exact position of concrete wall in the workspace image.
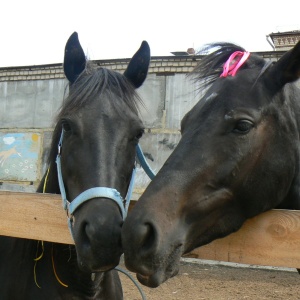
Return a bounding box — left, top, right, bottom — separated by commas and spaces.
0, 56, 202, 196
0, 79, 66, 128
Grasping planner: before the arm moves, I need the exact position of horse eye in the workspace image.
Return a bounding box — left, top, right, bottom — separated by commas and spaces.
135, 129, 144, 140
61, 120, 72, 132
233, 120, 254, 134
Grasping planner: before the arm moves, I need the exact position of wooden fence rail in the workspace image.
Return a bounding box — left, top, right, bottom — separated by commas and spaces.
1, 191, 300, 269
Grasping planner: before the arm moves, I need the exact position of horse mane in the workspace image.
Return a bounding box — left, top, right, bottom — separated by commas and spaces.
189, 42, 267, 91
47, 62, 143, 165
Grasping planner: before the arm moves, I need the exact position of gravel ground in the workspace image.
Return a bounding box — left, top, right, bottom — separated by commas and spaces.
119, 259, 300, 300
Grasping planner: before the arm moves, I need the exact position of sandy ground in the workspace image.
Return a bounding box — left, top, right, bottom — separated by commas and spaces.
119, 259, 300, 300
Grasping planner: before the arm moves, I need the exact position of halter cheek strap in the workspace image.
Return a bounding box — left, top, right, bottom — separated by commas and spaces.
55, 130, 154, 237
136, 144, 155, 180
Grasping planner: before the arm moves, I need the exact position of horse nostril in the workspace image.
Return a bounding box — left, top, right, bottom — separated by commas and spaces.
81, 221, 93, 246
137, 222, 157, 253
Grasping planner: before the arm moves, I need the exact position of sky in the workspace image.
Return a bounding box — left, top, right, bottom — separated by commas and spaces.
1, 0, 299, 68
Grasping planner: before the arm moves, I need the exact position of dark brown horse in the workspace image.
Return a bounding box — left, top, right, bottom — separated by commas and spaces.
122, 41, 300, 287
0, 32, 150, 299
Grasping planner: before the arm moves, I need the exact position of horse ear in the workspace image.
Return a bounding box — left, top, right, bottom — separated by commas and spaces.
63, 32, 86, 84
124, 41, 150, 88
264, 41, 300, 92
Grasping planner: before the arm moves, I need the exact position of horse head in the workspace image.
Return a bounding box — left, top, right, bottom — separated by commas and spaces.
122, 41, 300, 287
48, 32, 150, 272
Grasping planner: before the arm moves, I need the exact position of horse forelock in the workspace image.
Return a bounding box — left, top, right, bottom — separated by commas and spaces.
189, 43, 266, 92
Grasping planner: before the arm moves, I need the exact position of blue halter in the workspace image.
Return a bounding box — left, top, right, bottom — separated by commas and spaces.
55, 130, 155, 237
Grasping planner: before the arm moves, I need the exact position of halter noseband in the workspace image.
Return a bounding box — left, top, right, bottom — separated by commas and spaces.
55, 129, 155, 237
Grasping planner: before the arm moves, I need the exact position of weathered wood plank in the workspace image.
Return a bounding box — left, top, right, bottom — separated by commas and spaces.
1, 191, 300, 269
185, 209, 300, 268
0, 191, 74, 244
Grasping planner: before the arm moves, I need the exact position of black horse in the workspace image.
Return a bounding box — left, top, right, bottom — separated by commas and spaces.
122, 41, 300, 287
0, 32, 150, 299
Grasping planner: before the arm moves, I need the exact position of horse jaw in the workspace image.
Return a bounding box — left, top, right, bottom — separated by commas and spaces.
123, 184, 243, 287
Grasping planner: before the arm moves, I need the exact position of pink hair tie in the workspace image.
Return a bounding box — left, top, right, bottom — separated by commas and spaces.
220, 51, 250, 77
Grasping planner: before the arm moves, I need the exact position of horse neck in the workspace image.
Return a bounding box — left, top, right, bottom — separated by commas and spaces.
39, 229, 113, 297
48, 242, 108, 295
36, 160, 60, 194
275, 85, 300, 210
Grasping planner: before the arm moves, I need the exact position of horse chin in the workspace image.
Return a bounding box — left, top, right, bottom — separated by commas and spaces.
77, 257, 120, 273
136, 263, 180, 288
127, 246, 182, 288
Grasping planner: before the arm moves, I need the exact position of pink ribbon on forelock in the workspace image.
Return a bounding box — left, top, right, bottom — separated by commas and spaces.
220, 51, 250, 77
